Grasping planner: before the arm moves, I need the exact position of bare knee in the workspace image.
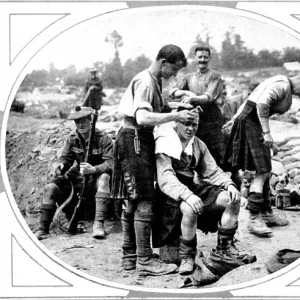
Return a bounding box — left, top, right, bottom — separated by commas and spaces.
97, 173, 110, 191
43, 183, 58, 204
216, 191, 240, 209
180, 201, 197, 221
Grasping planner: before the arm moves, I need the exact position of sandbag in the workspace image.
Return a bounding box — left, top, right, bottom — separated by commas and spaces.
283, 145, 300, 157
288, 168, 300, 178
285, 162, 300, 172
293, 175, 300, 184
271, 160, 286, 176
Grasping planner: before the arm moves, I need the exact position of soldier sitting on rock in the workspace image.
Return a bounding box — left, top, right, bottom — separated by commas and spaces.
35, 106, 113, 240
153, 107, 254, 276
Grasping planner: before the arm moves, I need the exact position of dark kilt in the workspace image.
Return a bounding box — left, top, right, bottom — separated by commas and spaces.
111, 128, 156, 201
152, 174, 223, 248
197, 104, 225, 166
221, 100, 271, 173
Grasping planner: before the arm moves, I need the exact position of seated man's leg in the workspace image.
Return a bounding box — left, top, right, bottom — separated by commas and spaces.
121, 200, 137, 271
35, 178, 68, 240
93, 173, 111, 239
208, 191, 240, 256
179, 201, 197, 275
135, 199, 178, 276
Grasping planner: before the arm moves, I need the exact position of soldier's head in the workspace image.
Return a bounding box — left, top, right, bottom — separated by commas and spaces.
156, 44, 187, 80
89, 68, 98, 77
194, 46, 211, 73
175, 106, 201, 142
69, 106, 94, 136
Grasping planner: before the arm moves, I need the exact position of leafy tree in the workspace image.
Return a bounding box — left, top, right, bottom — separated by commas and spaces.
123, 54, 152, 86
282, 47, 300, 63
20, 69, 49, 91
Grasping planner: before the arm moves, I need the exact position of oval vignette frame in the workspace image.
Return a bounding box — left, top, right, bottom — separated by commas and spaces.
1, 2, 300, 299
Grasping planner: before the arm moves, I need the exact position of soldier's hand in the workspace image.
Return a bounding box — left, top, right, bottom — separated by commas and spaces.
52, 162, 64, 178
222, 119, 235, 135
263, 133, 273, 148
185, 195, 204, 215
227, 185, 240, 204
176, 110, 197, 123
80, 162, 97, 175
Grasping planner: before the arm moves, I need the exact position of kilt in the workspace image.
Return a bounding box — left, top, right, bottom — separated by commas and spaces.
152, 174, 223, 248
197, 104, 225, 166
111, 127, 156, 201
221, 100, 271, 173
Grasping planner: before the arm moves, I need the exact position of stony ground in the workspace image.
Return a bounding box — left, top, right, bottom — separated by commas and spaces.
6, 111, 300, 290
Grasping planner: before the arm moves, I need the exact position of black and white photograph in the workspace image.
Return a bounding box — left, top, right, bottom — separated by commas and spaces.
2, 1, 300, 298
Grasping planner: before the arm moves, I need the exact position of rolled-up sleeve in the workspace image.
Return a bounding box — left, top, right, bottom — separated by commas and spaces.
133, 82, 153, 117
204, 72, 223, 103
156, 153, 193, 201
168, 76, 189, 99
256, 82, 286, 118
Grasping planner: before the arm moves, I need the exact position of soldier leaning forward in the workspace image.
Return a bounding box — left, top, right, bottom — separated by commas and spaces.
35, 106, 113, 240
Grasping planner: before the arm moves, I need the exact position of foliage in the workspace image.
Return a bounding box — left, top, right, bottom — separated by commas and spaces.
20, 28, 300, 92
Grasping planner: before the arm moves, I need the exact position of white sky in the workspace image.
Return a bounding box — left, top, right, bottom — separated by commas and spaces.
29, 8, 300, 72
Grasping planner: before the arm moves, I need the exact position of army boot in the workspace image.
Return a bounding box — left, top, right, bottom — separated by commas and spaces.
92, 221, 105, 239
179, 235, 197, 275
35, 203, 56, 240
247, 212, 273, 237
217, 222, 239, 257
261, 209, 289, 227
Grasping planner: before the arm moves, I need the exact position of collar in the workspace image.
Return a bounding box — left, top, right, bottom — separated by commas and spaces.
196, 68, 209, 75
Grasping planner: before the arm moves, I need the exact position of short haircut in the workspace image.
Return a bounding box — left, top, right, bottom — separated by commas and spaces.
194, 46, 211, 56
156, 44, 187, 67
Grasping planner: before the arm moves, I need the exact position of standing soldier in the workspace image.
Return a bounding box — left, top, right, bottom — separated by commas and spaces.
112, 44, 196, 276
83, 68, 106, 110
222, 75, 300, 237
168, 46, 224, 166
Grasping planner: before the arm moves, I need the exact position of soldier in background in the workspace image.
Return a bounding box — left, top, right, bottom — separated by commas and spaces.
83, 68, 106, 110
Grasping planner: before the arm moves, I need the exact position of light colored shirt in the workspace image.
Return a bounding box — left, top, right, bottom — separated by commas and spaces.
155, 126, 233, 202
248, 75, 292, 117
168, 69, 223, 103
118, 69, 163, 118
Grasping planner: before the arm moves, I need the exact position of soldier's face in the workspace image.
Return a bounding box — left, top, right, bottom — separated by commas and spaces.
176, 115, 199, 141
161, 60, 184, 79
75, 116, 91, 135
194, 50, 210, 72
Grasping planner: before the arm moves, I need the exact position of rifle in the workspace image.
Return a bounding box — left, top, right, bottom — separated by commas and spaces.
67, 108, 99, 234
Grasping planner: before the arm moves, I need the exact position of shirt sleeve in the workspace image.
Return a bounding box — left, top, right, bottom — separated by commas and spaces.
133, 81, 153, 117
57, 135, 76, 171
156, 153, 194, 201
256, 82, 287, 118
95, 134, 114, 174
204, 72, 223, 102
168, 76, 189, 98
195, 143, 234, 189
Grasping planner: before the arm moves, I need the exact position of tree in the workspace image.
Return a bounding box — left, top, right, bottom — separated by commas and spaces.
282, 47, 300, 63
123, 54, 152, 86
104, 30, 124, 87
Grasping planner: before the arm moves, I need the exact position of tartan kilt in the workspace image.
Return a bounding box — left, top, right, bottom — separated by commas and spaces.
221, 100, 271, 173
111, 128, 156, 201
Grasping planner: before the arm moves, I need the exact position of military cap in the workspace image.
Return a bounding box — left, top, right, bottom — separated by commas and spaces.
68, 106, 94, 120
90, 68, 98, 73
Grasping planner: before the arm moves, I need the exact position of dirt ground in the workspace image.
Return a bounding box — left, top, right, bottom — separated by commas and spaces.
6, 112, 300, 290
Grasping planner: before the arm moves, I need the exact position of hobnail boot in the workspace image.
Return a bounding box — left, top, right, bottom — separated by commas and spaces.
179, 256, 195, 275
247, 213, 273, 237
261, 211, 289, 227
92, 221, 105, 239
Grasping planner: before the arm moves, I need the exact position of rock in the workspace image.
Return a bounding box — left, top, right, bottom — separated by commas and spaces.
285, 162, 300, 172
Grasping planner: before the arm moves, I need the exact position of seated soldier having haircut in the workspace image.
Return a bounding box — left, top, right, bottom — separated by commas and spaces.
154, 108, 250, 275
35, 106, 113, 240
